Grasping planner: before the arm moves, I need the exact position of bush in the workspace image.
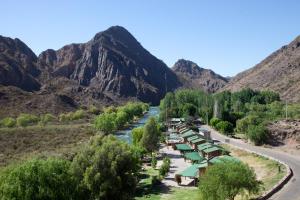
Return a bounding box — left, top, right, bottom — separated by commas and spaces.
210, 117, 222, 128
94, 112, 116, 134
71, 109, 85, 120
0, 117, 16, 128
88, 105, 101, 115
151, 154, 157, 168
246, 124, 267, 145
215, 121, 234, 135
0, 158, 76, 200
70, 135, 140, 200
16, 114, 39, 127
159, 157, 171, 177
40, 113, 56, 125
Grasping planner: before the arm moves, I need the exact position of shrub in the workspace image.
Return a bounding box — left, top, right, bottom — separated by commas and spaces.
210, 117, 222, 128
71, 109, 85, 120
215, 121, 234, 135
0, 117, 16, 128
94, 112, 116, 134
159, 157, 171, 177
59, 113, 69, 122
246, 124, 267, 145
0, 158, 76, 200
70, 135, 140, 200
151, 154, 157, 168
16, 114, 39, 127
88, 105, 101, 115
40, 113, 56, 125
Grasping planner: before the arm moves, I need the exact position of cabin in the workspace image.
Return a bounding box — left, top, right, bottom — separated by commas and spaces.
190, 137, 206, 149
174, 143, 193, 154
181, 130, 198, 142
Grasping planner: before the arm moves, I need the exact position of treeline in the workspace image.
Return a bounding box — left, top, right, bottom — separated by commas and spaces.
0, 135, 141, 200
160, 88, 300, 145
0, 105, 102, 128
94, 102, 149, 134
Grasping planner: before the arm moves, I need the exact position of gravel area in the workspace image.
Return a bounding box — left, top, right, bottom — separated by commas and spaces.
159, 144, 195, 187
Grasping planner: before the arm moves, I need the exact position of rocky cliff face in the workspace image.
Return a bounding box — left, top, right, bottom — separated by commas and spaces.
172, 59, 228, 92
38, 26, 180, 105
0, 36, 40, 91
223, 36, 300, 102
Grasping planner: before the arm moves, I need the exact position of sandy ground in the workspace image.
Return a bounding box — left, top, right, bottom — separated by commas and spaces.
159, 144, 194, 187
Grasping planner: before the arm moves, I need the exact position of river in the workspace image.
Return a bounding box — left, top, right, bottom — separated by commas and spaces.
116, 107, 160, 144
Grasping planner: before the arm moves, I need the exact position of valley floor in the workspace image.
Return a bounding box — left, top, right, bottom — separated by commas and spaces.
0, 122, 94, 167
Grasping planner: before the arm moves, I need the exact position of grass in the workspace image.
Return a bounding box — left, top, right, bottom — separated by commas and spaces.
221, 144, 287, 193
0, 123, 95, 167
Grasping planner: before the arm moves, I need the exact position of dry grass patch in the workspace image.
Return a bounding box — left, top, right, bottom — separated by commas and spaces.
0, 123, 95, 167
222, 144, 287, 193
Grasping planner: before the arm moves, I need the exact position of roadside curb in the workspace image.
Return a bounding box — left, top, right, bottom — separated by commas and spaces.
222, 140, 293, 200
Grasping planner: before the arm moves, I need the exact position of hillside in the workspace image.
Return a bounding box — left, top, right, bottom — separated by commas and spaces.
223, 35, 300, 102
37, 26, 180, 105
172, 59, 228, 92
0, 26, 182, 116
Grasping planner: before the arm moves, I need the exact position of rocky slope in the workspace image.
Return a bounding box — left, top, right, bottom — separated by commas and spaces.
172, 59, 228, 92
38, 26, 181, 105
0, 36, 40, 91
0, 26, 182, 116
222, 35, 300, 102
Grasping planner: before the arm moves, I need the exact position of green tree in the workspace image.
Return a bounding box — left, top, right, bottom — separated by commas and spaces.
199, 160, 261, 200
246, 124, 267, 145
140, 117, 161, 153
94, 112, 116, 134
215, 121, 234, 135
132, 127, 144, 146
210, 117, 222, 128
115, 111, 130, 129
70, 135, 140, 200
0, 158, 76, 200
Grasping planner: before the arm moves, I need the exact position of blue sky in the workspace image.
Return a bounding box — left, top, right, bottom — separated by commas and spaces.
1, 0, 300, 76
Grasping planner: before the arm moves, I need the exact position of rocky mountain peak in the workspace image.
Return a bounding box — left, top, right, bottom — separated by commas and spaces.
172, 59, 228, 92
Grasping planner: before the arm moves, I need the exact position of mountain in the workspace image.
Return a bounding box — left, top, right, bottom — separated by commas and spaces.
172, 59, 228, 92
223, 36, 300, 102
0, 26, 182, 116
38, 26, 181, 105
0, 36, 40, 91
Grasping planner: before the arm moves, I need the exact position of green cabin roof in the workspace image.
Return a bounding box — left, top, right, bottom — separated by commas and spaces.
179, 161, 208, 177
187, 135, 200, 142
197, 143, 213, 150
175, 143, 193, 151
179, 164, 200, 178
190, 138, 205, 144
184, 152, 204, 162
181, 130, 197, 138
203, 146, 221, 153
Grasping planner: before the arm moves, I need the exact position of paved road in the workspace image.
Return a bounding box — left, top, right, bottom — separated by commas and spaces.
203, 125, 300, 200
